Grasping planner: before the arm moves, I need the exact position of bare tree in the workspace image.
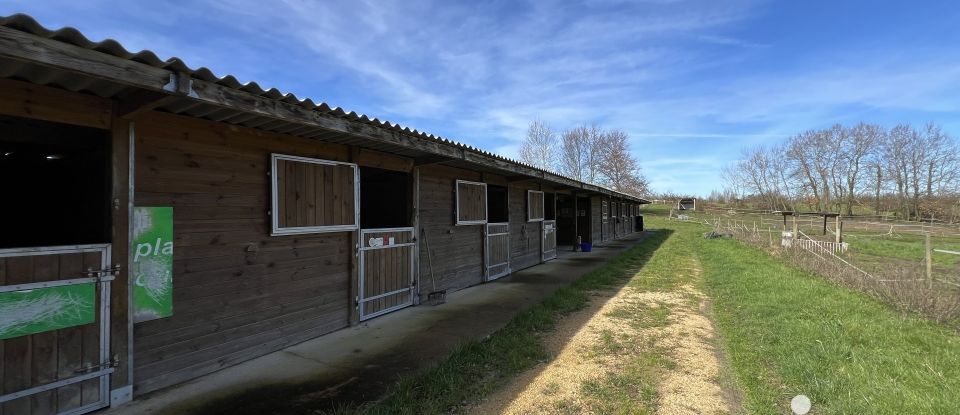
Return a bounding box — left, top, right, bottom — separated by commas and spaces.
841, 123, 883, 215
519, 119, 558, 170
597, 129, 649, 196
724, 121, 959, 220
557, 123, 608, 185
584, 124, 606, 184
558, 126, 589, 181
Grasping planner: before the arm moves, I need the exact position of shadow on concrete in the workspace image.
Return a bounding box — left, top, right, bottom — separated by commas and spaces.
135, 231, 669, 415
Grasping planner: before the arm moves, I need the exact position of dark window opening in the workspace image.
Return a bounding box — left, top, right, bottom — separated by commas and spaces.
0, 115, 111, 249
544, 193, 556, 220
360, 167, 412, 228
487, 184, 508, 223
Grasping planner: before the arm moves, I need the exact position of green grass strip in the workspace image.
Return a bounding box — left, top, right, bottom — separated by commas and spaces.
676, 218, 960, 414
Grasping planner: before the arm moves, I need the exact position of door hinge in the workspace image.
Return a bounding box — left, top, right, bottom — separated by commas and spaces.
75, 355, 120, 374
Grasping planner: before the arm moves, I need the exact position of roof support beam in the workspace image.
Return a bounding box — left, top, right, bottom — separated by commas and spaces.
115, 90, 178, 119
413, 154, 451, 166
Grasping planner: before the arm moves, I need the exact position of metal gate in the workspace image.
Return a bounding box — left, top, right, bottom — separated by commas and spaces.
0, 244, 114, 415
485, 222, 511, 281
542, 220, 557, 261
358, 228, 415, 320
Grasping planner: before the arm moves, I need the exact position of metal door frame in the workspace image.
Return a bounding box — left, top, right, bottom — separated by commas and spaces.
542, 220, 557, 261
485, 222, 511, 281
0, 243, 114, 415
358, 227, 416, 321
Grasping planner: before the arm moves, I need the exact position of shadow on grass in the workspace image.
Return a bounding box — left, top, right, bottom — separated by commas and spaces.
362, 230, 672, 415
181, 231, 671, 415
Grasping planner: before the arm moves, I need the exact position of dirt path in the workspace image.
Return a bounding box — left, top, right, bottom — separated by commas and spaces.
470, 258, 738, 414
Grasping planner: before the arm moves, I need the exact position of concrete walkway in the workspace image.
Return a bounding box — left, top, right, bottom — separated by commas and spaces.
108, 233, 648, 415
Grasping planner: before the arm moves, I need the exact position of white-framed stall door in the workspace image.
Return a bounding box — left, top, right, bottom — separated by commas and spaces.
0, 244, 114, 415
542, 220, 557, 261
485, 223, 511, 281
358, 228, 415, 320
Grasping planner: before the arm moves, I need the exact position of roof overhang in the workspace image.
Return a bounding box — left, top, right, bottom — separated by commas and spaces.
0, 14, 650, 204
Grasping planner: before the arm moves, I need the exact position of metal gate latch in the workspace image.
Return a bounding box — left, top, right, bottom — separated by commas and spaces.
75, 355, 120, 374
83, 266, 121, 282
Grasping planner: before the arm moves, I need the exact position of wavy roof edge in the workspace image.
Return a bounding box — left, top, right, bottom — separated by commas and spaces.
0, 12, 647, 202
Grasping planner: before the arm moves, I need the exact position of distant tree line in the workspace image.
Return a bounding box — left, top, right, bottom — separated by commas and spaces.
518, 119, 649, 197
721, 122, 960, 221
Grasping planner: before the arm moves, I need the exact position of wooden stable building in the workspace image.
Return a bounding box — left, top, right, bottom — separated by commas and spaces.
0, 14, 648, 415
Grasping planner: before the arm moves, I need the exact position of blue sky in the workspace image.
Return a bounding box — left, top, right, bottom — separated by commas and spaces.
7, 1, 960, 196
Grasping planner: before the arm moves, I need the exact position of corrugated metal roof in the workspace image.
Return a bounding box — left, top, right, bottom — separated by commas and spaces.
0, 13, 648, 202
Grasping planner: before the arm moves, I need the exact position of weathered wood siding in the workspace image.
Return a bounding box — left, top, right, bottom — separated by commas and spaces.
131, 112, 353, 395
417, 165, 483, 298
360, 229, 414, 317
276, 159, 356, 228
455, 180, 487, 223
527, 191, 544, 221
0, 252, 106, 415
509, 182, 542, 270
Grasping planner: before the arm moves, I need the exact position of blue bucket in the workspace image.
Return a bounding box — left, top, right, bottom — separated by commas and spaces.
580, 242, 593, 252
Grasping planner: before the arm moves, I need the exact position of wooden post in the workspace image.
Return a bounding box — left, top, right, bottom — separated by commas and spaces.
110, 114, 133, 393
572, 194, 578, 251
769, 226, 774, 246
822, 214, 828, 235
349, 146, 360, 326
926, 233, 933, 288
792, 215, 798, 239
836, 218, 843, 244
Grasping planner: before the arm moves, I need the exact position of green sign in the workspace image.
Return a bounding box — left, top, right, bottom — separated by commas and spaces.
132, 206, 174, 322
0, 283, 96, 340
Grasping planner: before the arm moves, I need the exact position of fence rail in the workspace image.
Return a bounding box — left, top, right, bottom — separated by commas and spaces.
790, 237, 849, 255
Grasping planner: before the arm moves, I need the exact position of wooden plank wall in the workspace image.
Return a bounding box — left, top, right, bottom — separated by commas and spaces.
131, 111, 353, 395
455, 181, 487, 223
509, 182, 542, 271
0, 252, 105, 415
110, 116, 131, 392
417, 165, 484, 299
527, 191, 544, 221
276, 159, 355, 228
360, 230, 413, 316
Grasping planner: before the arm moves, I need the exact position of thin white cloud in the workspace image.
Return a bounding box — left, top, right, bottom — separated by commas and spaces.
6, 0, 959, 196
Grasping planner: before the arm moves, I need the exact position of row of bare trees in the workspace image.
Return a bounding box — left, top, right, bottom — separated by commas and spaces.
518, 120, 649, 197
722, 122, 960, 220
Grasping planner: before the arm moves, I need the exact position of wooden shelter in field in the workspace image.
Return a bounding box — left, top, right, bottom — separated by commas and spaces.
677, 198, 696, 210
0, 14, 648, 414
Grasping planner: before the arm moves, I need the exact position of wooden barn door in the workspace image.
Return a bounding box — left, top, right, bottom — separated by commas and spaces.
542, 220, 557, 262
485, 223, 511, 281
0, 244, 114, 415
358, 228, 415, 320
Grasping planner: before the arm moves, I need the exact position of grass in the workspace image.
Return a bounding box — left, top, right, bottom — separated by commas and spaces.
578, 356, 661, 415
644, 212, 960, 414
352, 230, 672, 415
846, 232, 960, 267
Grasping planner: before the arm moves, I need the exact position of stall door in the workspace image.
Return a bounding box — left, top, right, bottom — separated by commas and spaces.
358, 228, 415, 320
485, 223, 511, 281
0, 244, 114, 415
542, 220, 557, 261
